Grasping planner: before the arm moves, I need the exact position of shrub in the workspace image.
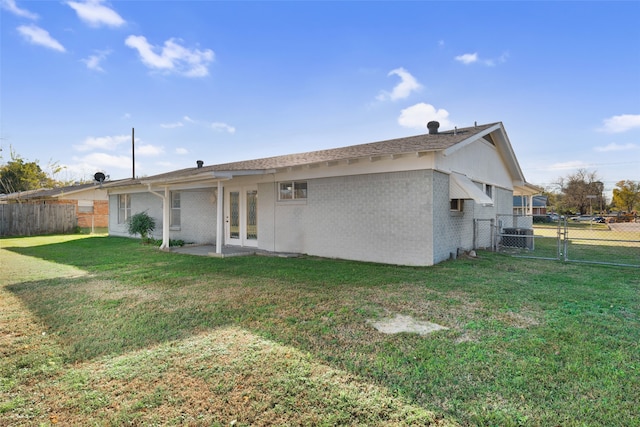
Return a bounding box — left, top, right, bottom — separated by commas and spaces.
152, 238, 185, 247
126, 211, 156, 241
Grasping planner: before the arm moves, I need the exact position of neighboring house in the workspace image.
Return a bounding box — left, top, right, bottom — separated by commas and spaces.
513, 195, 548, 216
0, 183, 109, 229
105, 121, 540, 266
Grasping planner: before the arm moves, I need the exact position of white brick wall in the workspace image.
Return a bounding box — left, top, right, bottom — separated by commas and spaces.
262, 170, 435, 266
109, 169, 516, 265
108, 193, 162, 238
109, 191, 217, 244
169, 189, 217, 244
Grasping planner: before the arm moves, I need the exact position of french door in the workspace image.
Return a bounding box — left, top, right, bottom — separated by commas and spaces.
225, 186, 258, 247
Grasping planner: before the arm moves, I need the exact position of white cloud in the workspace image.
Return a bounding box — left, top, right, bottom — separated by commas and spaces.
81, 49, 111, 72
211, 122, 236, 134
125, 35, 214, 78
160, 122, 184, 129
176, 148, 188, 155
376, 67, 422, 101
455, 51, 507, 66
17, 24, 65, 52
398, 103, 453, 130
1, 0, 38, 19
71, 152, 133, 170
599, 114, 640, 133
66, 0, 125, 28
136, 144, 164, 156
594, 142, 638, 152
73, 134, 130, 152
547, 160, 590, 171
183, 116, 196, 123
455, 53, 478, 65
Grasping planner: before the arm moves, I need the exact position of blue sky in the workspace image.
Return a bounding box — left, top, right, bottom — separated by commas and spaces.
1, 1, 639, 196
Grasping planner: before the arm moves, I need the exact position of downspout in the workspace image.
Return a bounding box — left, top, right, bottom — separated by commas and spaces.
147, 184, 170, 250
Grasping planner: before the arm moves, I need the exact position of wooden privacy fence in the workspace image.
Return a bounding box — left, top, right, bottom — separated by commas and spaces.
0, 203, 77, 236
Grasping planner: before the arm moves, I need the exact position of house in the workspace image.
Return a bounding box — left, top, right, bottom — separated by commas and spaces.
0, 183, 109, 230
105, 121, 540, 266
513, 195, 548, 216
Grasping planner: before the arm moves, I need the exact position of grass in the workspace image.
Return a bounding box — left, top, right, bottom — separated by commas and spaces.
1, 235, 639, 426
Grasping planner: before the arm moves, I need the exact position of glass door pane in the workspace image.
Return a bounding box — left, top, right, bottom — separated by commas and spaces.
246, 190, 257, 240
229, 191, 239, 238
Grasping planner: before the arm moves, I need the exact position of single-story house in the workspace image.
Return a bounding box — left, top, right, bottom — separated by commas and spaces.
513, 195, 548, 216
0, 183, 109, 229
105, 121, 540, 266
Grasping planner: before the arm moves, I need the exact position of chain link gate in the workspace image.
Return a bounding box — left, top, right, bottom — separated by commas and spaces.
489, 215, 640, 268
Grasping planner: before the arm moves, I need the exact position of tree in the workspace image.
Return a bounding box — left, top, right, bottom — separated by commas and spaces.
554, 169, 604, 214
0, 155, 55, 194
612, 180, 640, 213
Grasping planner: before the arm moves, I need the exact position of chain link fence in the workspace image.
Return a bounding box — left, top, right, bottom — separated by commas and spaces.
485, 215, 640, 268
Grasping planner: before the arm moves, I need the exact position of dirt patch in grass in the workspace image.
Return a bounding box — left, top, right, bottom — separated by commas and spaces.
368, 314, 449, 336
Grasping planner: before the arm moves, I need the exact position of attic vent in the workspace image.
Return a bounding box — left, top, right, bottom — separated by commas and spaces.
427, 121, 440, 134
196, 160, 204, 168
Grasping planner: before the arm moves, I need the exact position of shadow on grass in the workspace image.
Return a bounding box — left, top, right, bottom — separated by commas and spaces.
5, 236, 440, 364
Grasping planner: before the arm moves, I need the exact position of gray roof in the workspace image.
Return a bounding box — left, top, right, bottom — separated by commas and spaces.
0, 183, 99, 201
139, 122, 500, 183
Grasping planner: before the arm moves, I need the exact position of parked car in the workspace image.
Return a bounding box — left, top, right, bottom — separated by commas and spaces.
533, 214, 553, 223
571, 215, 594, 222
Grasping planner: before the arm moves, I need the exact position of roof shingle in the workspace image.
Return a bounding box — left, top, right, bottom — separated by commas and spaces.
141, 122, 499, 182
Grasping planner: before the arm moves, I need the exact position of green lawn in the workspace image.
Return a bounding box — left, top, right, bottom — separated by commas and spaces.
1, 235, 638, 426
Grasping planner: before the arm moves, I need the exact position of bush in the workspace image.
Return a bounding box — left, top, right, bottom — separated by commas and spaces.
126, 211, 156, 241
152, 238, 185, 247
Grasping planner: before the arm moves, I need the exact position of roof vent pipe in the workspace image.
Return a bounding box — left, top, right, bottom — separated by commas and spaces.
427, 121, 440, 134
196, 160, 204, 168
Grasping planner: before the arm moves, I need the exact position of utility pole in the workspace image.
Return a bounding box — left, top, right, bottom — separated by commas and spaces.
132, 128, 135, 179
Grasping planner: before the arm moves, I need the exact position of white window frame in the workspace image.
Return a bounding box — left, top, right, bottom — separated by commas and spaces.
484, 184, 493, 199
117, 194, 131, 224
78, 199, 94, 213
450, 199, 464, 212
170, 191, 181, 229
278, 181, 308, 201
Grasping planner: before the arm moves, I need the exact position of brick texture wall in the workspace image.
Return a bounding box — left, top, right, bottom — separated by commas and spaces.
263, 170, 434, 266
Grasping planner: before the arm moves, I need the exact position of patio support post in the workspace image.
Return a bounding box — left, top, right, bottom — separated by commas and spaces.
216, 180, 223, 254
162, 186, 170, 249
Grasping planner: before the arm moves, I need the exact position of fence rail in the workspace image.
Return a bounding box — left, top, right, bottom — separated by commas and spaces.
487, 215, 640, 268
0, 203, 77, 237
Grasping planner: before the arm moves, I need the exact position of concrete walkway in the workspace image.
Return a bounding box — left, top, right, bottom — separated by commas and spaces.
170, 244, 300, 259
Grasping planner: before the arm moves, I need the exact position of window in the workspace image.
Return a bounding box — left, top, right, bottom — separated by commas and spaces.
450, 199, 464, 212
78, 200, 94, 213
279, 181, 307, 200
474, 181, 493, 200
485, 184, 493, 199
170, 192, 181, 228
117, 194, 131, 223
